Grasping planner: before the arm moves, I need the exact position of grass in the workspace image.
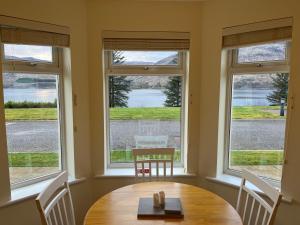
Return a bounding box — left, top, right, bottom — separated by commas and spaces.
230, 150, 284, 166
8, 152, 59, 167
232, 106, 286, 119
110, 106, 285, 120
110, 107, 180, 120
110, 149, 182, 163
4, 106, 286, 121
5, 108, 57, 121
8, 150, 283, 167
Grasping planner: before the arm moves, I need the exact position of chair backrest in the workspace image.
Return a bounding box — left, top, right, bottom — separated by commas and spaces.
132, 148, 175, 177
134, 135, 168, 148
236, 170, 282, 225
36, 171, 76, 225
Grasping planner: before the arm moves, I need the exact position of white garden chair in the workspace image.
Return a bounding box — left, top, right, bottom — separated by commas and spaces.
132, 147, 175, 177
36, 171, 76, 225
236, 170, 282, 225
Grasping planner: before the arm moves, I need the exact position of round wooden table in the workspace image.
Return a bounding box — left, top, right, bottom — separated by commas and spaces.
84, 182, 243, 225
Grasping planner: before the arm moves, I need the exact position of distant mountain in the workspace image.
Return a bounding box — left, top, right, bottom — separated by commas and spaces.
233, 74, 274, 89
3, 73, 56, 88
5, 55, 49, 63
128, 76, 169, 89
238, 44, 285, 63
155, 54, 178, 65
126, 54, 178, 88
118, 53, 178, 66
4, 48, 281, 90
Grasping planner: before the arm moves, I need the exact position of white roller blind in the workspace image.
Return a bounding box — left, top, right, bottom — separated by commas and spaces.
103, 31, 190, 50
223, 18, 293, 48
1, 27, 70, 47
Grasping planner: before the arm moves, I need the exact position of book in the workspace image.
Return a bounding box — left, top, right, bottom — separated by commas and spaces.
164, 198, 182, 214
137, 198, 183, 219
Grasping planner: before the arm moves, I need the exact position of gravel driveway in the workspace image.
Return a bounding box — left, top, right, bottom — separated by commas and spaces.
231, 119, 286, 150
6, 121, 59, 152
5, 119, 286, 152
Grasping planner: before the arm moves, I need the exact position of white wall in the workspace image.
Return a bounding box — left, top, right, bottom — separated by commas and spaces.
1, 1, 300, 225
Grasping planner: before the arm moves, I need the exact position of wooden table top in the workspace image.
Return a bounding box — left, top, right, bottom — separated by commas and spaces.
84, 182, 243, 225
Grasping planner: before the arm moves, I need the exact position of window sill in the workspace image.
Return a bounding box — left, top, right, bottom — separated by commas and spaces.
206, 174, 293, 203
0, 176, 86, 208
95, 168, 196, 178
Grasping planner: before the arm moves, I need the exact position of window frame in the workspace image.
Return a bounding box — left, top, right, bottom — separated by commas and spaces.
231, 41, 291, 70
104, 50, 188, 169
106, 51, 186, 76
223, 42, 291, 185
2, 44, 61, 75
1, 44, 66, 189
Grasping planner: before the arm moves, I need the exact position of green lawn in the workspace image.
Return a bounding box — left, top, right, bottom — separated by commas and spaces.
4, 106, 285, 121
8, 150, 283, 167
111, 106, 285, 120
110, 149, 182, 163
230, 150, 283, 166
232, 106, 286, 119
8, 152, 59, 167
5, 108, 57, 121
110, 107, 181, 120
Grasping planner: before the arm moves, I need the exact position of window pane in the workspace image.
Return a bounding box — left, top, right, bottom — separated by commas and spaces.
108, 75, 182, 163
112, 51, 179, 65
237, 42, 287, 63
229, 73, 289, 180
3, 73, 61, 185
4, 44, 53, 63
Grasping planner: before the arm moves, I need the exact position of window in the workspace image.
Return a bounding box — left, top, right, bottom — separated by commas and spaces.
237, 41, 288, 64
112, 51, 179, 66
4, 44, 53, 63
1, 43, 64, 188
224, 41, 290, 182
104, 51, 187, 167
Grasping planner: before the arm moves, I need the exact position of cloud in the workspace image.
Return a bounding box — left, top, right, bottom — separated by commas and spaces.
4, 44, 52, 61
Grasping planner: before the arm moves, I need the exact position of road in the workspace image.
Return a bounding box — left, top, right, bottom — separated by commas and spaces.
230, 119, 286, 150
6, 121, 59, 152
5, 119, 286, 152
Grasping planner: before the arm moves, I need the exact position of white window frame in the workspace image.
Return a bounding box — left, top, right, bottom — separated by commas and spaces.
2, 45, 61, 75
223, 41, 291, 184
1, 44, 66, 189
104, 50, 188, 168
106, 51, 185, 76
232, 41, 291, 69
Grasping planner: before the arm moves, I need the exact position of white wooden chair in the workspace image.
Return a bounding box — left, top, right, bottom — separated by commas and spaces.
36, 171, 76, 225
132, 148, 175, 177
236, 170, 282, 225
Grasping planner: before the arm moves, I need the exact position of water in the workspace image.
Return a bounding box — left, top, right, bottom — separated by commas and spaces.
128, 89, 166, 107
4, 88, 273, 107
4, 88, 57, 103
232, 89, 273, 106
128, 89, 273, 107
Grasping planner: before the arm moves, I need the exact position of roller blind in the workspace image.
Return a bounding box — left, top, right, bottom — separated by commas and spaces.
222, 18, 293, 48
103, 31, 190, 50
0, 27, 70, 47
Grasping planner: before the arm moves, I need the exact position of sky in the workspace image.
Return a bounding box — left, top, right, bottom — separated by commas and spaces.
4, 44, 52, 61
120, 51, 177, 63
4, 42, 287, 64
4, 44, 178, 64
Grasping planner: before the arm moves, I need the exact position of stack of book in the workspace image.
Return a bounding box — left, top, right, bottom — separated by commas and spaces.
137, 198, 184, 219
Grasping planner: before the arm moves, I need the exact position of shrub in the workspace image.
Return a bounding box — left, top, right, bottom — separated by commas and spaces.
4, 99, 57, 108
